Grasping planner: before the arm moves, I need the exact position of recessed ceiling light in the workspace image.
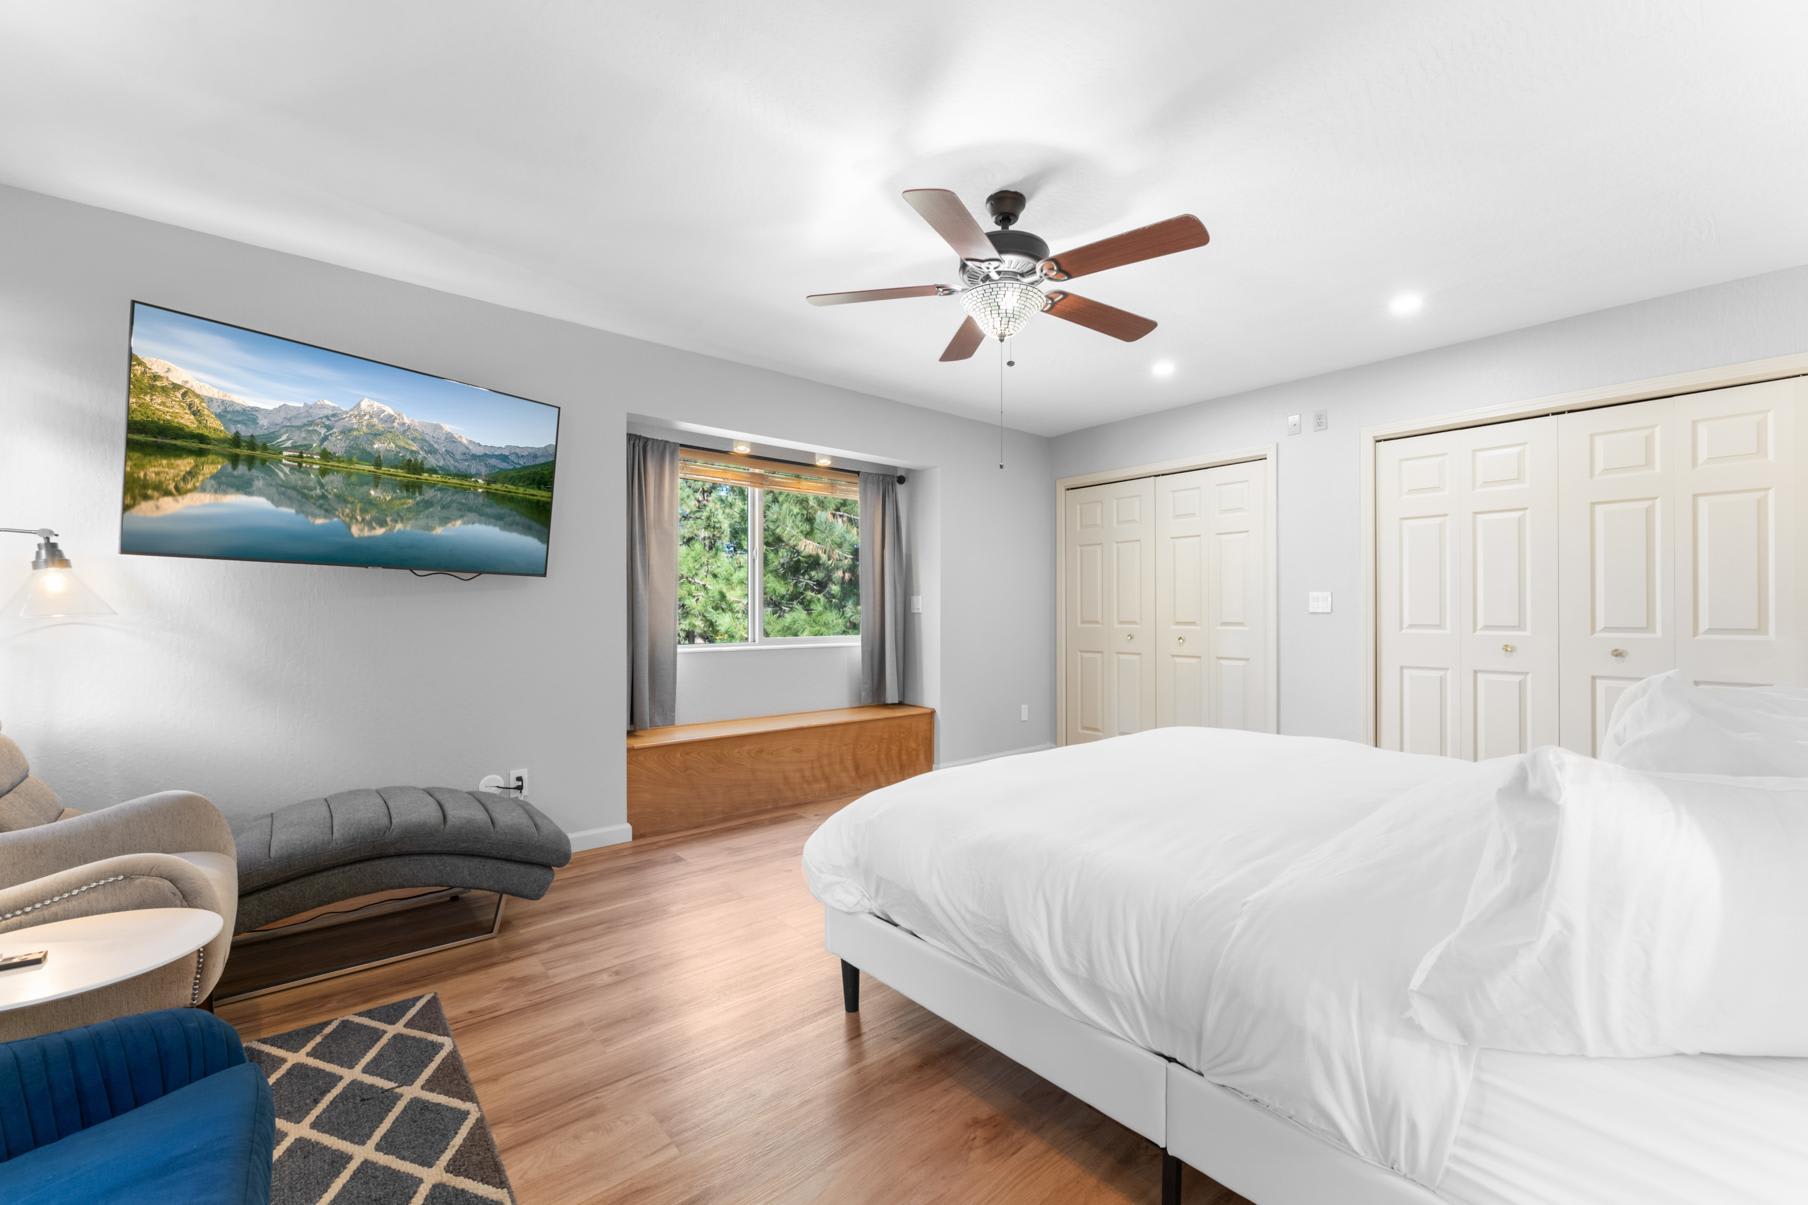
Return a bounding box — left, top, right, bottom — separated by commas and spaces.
1150, 359, 1176, 379
815, 454, 833, 468
1388, 292, 1424, 318
732, 441, 753, 455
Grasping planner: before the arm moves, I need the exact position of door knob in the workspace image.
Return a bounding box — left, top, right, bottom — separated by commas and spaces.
1610, 648, 1627, 658
1176, 636, 1186, 646
1501, 643, 1516, 654
1125, 632, 1135, 642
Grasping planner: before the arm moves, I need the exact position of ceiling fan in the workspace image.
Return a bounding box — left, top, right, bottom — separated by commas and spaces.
806, 188, 1208, 361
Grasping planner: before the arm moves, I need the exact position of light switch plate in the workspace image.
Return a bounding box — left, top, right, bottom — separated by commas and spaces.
1286, 414, 1302, 436
910, 595, 924, 614
1307, 590, 1333, 614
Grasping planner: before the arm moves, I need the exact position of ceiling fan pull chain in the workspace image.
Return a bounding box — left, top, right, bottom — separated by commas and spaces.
997, 337, 1006, 470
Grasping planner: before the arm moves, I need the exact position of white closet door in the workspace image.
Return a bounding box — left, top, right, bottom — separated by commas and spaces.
1462, 420, 1560, 759
1673, 379, 1806, 688
1378, 428, 1462, 756
1155, 471, 1209, 727
1202, 460, 1270, 730
1557, 397, 1676, 752
1155, 461, 1270, 731
1065, 477, 1157, 743
1559, 379, 1807, 751
1378, 417, 1558, 758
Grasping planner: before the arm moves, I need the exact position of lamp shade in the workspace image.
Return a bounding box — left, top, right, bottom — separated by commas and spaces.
4, 565, 114, 620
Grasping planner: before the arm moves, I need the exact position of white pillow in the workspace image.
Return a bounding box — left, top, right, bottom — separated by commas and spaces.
1601, 670, 1808, 775
1407, 746, 1808, 1057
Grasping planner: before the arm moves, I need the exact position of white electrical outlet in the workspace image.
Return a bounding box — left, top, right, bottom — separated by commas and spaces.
1307, 591, 1333, 614
1313, 409, 1329, 432
509, 767, 531, 797
1286, 414, 1302, 436
1020, 703, 1029, 722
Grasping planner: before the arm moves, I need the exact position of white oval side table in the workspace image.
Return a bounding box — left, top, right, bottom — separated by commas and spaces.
0, 907, 223, 1012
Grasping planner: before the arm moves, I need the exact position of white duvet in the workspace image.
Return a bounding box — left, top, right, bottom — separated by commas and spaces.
803, 727, 1489, 1188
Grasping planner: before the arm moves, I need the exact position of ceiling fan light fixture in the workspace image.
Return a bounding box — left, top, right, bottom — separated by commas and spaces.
958, 278, 1048, 341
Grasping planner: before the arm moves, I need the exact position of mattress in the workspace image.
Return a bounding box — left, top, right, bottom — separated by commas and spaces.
805, 729, 1808, 1203
805, 727, 1480, 1183
1441, 1049, 1808, 1205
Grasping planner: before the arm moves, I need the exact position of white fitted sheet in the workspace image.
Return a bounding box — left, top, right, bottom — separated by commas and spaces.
1441, 1049, 1808, 1205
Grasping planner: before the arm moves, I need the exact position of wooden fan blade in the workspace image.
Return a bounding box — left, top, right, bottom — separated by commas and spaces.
807, 285, 947, 306
1044, 292, 1158, 341
939, 315, 988, 362
903, 189, 997, 262
1040, 215, 1209, 281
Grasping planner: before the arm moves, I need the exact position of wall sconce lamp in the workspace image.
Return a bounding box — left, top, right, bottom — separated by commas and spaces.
2, 528, 115, 620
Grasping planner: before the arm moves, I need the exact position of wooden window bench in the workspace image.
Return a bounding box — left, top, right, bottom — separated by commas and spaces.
627, 705, 935, 838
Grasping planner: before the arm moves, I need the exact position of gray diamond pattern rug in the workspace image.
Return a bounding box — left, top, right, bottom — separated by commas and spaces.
245, 994, 516, 1204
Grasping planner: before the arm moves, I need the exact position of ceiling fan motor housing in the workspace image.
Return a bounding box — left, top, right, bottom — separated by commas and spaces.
986, 189, 1027, 228
963, 228, 1051, 286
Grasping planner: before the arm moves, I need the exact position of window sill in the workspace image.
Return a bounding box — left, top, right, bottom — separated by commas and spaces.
678, 639, 859, 653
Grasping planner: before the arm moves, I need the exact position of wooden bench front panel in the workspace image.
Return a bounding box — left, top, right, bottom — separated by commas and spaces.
627, 705, 934, 838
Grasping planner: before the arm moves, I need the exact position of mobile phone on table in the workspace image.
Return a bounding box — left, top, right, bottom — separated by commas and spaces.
0, 950, 48, 971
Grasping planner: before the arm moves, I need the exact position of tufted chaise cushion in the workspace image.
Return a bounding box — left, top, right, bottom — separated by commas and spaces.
231, 787, 572, 931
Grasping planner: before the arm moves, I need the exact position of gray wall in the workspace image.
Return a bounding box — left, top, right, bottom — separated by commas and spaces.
674, 644, 860, 725
1050, 264, 1808, 742
0, 184, 1055, 843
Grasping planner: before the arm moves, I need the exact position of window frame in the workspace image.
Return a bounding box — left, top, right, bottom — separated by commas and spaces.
677, 471, 861, 652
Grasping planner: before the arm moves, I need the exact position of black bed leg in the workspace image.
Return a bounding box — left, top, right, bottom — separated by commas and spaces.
840, 959, 860, 1013
1161, 1150, 1182, 1205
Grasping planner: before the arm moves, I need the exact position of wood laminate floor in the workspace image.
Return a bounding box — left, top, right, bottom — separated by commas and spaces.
220, 802, 1251, 1205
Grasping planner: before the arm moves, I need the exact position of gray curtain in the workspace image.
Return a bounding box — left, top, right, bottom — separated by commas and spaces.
858, 471, 905, 705
627, 435, 680, 729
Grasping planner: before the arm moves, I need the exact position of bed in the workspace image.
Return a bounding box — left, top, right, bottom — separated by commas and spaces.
803, 727, 1808, 1204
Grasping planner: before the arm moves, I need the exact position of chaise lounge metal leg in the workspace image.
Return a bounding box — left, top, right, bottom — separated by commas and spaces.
1161, 1149, 1182, 1205
841, 959, 860, 1013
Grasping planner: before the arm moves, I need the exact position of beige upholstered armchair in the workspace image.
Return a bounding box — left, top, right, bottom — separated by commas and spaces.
0, 730, 237, 1041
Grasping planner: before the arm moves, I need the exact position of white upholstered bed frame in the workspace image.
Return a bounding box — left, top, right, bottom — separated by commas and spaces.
827, 908, 1442, 1205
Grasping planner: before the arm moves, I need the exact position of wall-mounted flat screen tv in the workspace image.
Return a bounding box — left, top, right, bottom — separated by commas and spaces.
121, 303, 559, 577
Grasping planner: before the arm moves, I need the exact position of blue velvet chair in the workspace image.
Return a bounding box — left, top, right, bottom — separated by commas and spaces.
0, 1008, 273, 1204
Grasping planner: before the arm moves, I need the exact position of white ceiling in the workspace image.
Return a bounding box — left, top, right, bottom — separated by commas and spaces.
4, 1, 1807, 436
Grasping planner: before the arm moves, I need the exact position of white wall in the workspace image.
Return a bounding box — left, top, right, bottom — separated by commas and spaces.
0, 184, 1055, 843
1050, 264, 1808, 743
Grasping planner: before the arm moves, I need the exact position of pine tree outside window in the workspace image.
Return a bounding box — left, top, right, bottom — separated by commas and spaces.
677, 451, 859, 646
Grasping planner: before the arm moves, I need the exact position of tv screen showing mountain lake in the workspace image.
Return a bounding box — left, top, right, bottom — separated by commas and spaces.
120, 304, 558, 576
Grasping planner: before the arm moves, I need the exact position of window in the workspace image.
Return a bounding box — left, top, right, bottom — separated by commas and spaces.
678, 452, 859, 645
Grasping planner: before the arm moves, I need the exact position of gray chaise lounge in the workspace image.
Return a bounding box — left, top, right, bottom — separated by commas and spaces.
232, 786, 572, 933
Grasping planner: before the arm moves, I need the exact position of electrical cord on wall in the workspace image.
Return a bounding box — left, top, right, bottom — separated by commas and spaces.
409, 569, 485, 581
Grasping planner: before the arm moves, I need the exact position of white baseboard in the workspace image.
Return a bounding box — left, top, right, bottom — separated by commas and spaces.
935, 742, 1054, 770
567, 822, 633, 852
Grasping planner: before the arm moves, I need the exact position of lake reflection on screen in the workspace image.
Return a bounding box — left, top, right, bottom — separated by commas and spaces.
121, 442, 552, 575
